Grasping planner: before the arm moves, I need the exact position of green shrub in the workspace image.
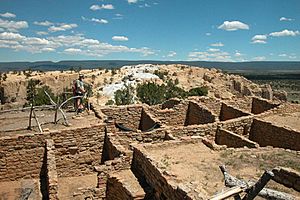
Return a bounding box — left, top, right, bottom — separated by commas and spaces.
137, 82, 165, 105
188, 87, 208, 96
114, 84, 134, 105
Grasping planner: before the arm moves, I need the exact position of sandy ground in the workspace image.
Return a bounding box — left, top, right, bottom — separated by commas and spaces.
58, 173, 98, 200
0, 109, 101, 136
262, 112, 300, 131
0, 178, 42, 200
145, 141, 300, 199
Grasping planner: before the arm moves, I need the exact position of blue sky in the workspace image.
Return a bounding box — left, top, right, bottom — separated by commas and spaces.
0, 0, 299, 62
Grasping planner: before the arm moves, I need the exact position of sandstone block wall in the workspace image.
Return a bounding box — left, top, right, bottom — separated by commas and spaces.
161, 98, 181, 109
138, 109, 157, 131
46, 139, 59, 200
220, 116, 253, 137
106, 170, 145, 200
185, 101, 216, 125
52, 124, 105, 177
215, 129, 258, 148
170, 123, 218, 140
249, 119, 300, 151
131, 147, 193, 200
272, 167, 300, 192
0, 124, 105, 181
0, 133, 46, 181
251, 97, 279, 114
220, 103, 250, 121
101, 105, 143, 131
190, 97, 222, 117
146, 101, 189, 127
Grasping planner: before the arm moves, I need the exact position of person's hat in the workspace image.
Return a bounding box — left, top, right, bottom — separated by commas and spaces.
79, 74, 84, 78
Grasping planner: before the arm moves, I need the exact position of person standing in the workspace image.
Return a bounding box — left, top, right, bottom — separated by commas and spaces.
73, 74, 86, 113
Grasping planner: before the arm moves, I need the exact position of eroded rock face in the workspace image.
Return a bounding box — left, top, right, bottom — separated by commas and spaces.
0, 64, 288, 107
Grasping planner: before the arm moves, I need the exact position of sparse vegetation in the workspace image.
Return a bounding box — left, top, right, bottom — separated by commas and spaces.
114, 84, 134, 105
188, 87, 208, 96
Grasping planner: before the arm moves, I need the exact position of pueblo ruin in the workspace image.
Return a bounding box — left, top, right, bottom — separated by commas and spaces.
0, 64, 299, 200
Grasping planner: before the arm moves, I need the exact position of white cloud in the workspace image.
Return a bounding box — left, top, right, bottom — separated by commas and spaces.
253, 56, 266, 61
252, 35, 267, 41
0, 18, 28, 32
206, 33, 211, 36
90, 4, 114, 11
235, 51, 242, 57
139, 3, 151, 8
251, 34, 267, 44
91, 18, 108, 24
167, 51, 176, 57
64, 48, 82, 53
251, 40, 267, 44
112, 36, 129, 41
280, 17, 294, 21
0, 31, 155, 57
278, 54, 287, 57
210, 42, 224, 47
0, 12, 16, 18
269, 29, 299, 37
36, 31, 48, 35
218, 21, 249, 31
48, 23, 77, 32
82, 16, 108, 24
34, 20, 54, 26
0, 32, 25, 40
208, 48, 220, 52
127, 0, 138, 4
188, 50, 232, 62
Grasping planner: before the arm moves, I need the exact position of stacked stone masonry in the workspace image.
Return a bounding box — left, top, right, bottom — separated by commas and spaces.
249, 119, 300, 151
46, 139, 59, 200
251, 97, 279, 114
215, 128, 258, 148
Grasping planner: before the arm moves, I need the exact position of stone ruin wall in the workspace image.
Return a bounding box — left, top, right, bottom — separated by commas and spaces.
249, 119, 300, 151
0, 124, 105, 182
101, 105, 144, 131
251, 97, 279, 114
219, 103, 250, 121
185, 101, 217, 125
189, 97, 222, 117
220, 116, 254, 137
215, 128, 258, 148
145, 101, 189, 127
46, 139, 59, 200
131, 146, 193, 200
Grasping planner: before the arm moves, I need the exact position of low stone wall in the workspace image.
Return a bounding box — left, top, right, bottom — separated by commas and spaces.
251, 97, 279, 114
220, 103, 250, 121
272, 167, 300, 192
146, 101, 189, 127
215, 129, 258, 148
185, 101, 217, 125
46, 139, 59, 200
169, 123, 218, 140
0, 124, 105, 181
220, 116, 253, 137
131, 146, 193, 200
189, 96, 222, 117
161, 98, 181, 109
106, 170, 145, 200
249, 119, 300, 151
101, 105, 143, 131
138, 108, 157, 131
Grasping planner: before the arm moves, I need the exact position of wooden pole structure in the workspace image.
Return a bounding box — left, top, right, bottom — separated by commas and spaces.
32, 109, 43, 133
219, 165, 296, 200
27, 103, 34, 130
242, 171, 274, 200
54, 96, 60, 124
44, 91, 69, 126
